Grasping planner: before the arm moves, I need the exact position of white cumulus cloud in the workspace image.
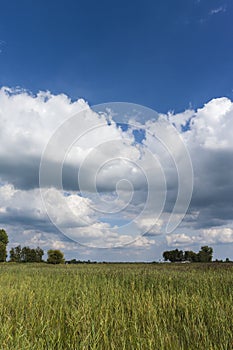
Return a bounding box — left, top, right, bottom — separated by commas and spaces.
1, 87, 233, 256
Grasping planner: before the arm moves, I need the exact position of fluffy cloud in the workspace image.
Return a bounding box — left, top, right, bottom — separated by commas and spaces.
1, 87, 233, 257
0, 87, 88, 189
165, 98, 233, 232
166, 227, 233, 247
202, 227, 233, 244
166, 233, 194, 246
0, 183, 96, 236
186, 97, 233, 149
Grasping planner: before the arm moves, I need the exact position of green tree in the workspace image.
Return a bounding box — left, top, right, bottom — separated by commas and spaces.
184, 250, 198, 262
0, 229, 8, 262
163, 249, 184, 262
9, 245, 22, 262
0, 242, 7, 262
10, 245, 44, 263
163, 246, 214, 263
35, 247, 44, 262
47, 249, 65, 264
197, 246, 213, 262
21, 246, 31, 262
0, 229, 9, 245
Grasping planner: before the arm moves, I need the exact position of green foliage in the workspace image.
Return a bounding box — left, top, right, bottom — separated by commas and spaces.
9, 245, 44, 263
198, 246, 213, 262
163, 249, 184, 262
184, 250, 199, 262
47, 249, 65, 264
9, 245, 22, 262
0, 229, 8, 245
0, 229, 8, 262
163, 246, 213, 263
0, 242, 7, 262
0, 263, 232, 349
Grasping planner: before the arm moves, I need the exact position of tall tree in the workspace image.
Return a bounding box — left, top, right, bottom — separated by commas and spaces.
9, 245, 22, 262
198, 246, 213, 262
0, 229, 9, 245
9, 245, 44, 262
0, 242, 7, 262
35, 247, 44, 262
0, 229, 8, 262
47, 249, 65, 264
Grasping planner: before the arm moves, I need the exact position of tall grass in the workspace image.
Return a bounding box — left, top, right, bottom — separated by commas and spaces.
0, 263, 232, 349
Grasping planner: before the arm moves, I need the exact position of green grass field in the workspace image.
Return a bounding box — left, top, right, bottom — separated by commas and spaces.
0, 263, 232, 350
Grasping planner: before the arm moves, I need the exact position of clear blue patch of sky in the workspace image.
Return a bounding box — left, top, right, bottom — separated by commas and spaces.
0, 0, 233, 113
116, 123, 129, 132
133, 129, 146, 143
116, 123, 146, 143
181, 118, 192, 132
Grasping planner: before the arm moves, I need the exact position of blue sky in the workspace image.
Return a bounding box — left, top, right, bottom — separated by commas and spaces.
0, 0, 233, 112
1, 0, 233, 261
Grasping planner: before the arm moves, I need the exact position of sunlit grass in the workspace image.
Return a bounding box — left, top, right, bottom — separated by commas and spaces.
0, 263, 232, 349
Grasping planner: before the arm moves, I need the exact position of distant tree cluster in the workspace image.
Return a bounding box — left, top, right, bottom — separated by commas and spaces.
9, 246, 66, 264
163, 246, 213, 263
0, 229, 9, 262
65, 259, 97, 264
10, 245, 44, 263
0, 228, 66, 264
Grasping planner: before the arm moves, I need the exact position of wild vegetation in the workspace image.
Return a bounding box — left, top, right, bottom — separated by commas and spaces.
0, 263, 232, 350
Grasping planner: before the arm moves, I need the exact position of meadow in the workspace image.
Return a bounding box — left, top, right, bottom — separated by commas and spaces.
0, 263, 232, 350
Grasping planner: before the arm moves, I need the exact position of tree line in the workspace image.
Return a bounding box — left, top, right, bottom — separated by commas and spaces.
163, 246, 213, 263
0, 229, 65, 264
1, 228, 232, 264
